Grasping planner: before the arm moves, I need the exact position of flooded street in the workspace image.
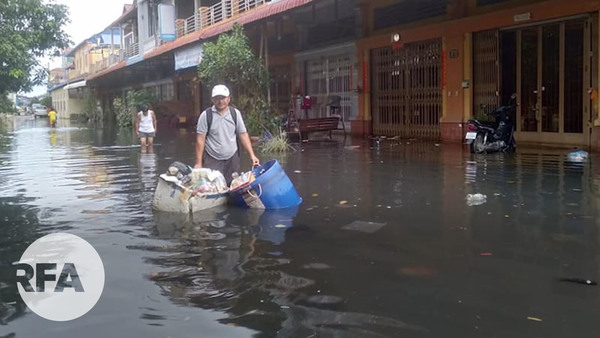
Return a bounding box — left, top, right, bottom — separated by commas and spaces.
2, 117, 600, 337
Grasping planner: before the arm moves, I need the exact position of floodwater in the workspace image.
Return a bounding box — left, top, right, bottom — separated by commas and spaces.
1, 116, 600, 337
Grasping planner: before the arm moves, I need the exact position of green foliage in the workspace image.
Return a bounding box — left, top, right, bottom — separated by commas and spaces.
40, 96, 52, 109
115, 90, 156, 129
198, 23, 272, 136
114, 97, 129, 128
236, 95, 279, 136
260, 129, 293, 153
0, 95, 18, 114
0, 0, 70, 95
83, 93, 101, 123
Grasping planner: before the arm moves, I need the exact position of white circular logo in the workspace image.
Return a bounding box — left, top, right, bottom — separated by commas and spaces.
15, 233, 105, 321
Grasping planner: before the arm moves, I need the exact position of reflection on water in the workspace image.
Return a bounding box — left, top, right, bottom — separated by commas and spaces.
1, 119, 600, 337
138, 149, 157, 192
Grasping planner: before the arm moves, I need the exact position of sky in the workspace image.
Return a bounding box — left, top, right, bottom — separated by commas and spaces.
28, 0, 131, 97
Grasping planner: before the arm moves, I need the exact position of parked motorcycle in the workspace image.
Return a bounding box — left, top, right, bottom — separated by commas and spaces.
465, 94, 517, 154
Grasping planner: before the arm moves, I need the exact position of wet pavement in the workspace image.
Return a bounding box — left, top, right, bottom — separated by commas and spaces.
1, 116, 600, 337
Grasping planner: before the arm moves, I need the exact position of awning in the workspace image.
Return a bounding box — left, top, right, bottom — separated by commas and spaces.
64, 80, 87, 90
175, 43, 203, 70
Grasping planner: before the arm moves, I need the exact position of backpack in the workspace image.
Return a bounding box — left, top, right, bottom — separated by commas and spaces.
204, 107, 241, 155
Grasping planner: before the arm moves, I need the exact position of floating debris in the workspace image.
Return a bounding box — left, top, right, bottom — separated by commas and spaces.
341, 220, 386, 234
566, 150, 588, 163
527, 317, 542, 322
306, 295, 344, 304
275, 273, 314, 290
466, 193, 487, 206
302, 262, 332, 270
559, 277, 597, 286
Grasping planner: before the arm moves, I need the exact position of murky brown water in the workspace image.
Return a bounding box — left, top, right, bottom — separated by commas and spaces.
1, 116, 600, 337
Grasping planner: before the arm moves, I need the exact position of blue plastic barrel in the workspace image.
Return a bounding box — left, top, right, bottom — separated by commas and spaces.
229, 160, 302, 209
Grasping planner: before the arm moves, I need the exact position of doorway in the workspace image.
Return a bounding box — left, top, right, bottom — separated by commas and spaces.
473, 17, 593, 147
510, 19, 591, 146
371, 38, 443, 139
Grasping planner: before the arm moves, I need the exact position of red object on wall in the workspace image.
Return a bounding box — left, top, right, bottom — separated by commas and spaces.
300, 96, 313, 109
392, 41, 404, 50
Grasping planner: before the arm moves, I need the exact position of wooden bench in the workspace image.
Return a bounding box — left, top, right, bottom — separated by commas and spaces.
298, 116, 346, 140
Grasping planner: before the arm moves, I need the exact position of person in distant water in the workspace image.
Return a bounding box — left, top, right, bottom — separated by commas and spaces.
47, 107, 57, 128
134, 104, 157, 150
195, 84, 259, 185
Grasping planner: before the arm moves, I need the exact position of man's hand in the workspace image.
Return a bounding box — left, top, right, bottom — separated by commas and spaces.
251, 155, 260, 167
194, 163, 202, 169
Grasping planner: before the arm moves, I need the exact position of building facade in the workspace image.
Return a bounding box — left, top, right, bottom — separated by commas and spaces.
357, 0, 600, 149
78, 0, 600, 149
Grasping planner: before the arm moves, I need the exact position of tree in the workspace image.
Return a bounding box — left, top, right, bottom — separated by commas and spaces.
198, 23, 275, 136
0, 0, 70, 95
115, 90, 156, 129
0, 95, 17, 114
40, 95, 52, 108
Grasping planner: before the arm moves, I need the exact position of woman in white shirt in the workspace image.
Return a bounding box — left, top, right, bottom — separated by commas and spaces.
134, 104, 157, 149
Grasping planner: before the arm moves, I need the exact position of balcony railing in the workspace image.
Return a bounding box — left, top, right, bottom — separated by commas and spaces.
89, 53, 121, 75
91, 0, 268, 75
176, 0, 267, 38
123, 42, 140, 59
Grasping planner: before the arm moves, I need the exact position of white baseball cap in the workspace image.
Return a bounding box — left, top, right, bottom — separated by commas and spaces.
212, 85, 230, 98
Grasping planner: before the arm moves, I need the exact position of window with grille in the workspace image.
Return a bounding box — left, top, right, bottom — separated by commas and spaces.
374, 0, 447, 31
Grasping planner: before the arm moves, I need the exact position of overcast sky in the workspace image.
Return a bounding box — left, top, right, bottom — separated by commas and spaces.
28, 0, 130, 96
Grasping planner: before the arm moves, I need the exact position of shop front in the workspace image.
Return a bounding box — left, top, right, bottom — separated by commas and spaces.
472, 15, 597, 147
295, 43, 359, 132
370, 38, 443, 139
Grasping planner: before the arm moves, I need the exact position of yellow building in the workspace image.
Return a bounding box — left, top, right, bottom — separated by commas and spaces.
51, 29, 121, 119
49, 82, 86, 120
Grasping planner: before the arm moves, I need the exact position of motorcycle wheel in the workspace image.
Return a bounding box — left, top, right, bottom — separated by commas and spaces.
470, 133, 486, 154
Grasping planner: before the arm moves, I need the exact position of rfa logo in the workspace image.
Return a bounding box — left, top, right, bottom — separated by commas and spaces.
15, 233, 105, 321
